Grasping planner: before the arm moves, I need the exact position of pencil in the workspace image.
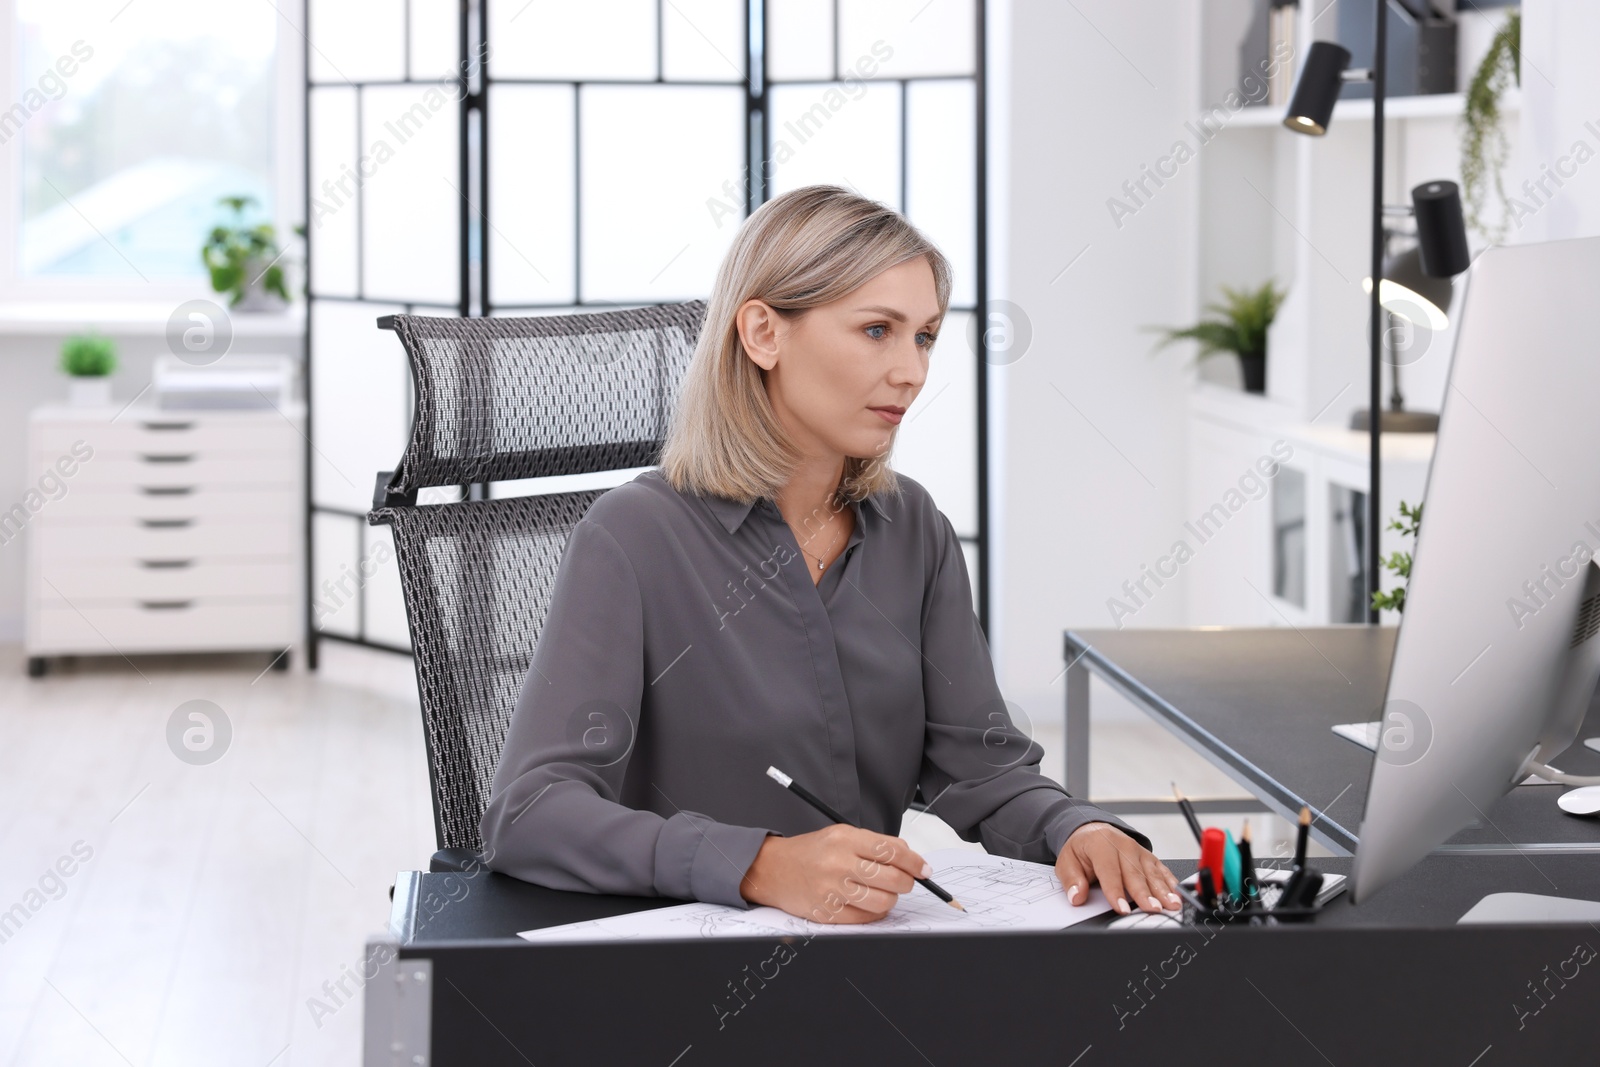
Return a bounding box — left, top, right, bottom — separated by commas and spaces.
1275, 807, 1313, 914
1171, 782, 1205, 844
765, 766, 966, 911
1238, 819, 1259, 902
1292, 805, 1311, 870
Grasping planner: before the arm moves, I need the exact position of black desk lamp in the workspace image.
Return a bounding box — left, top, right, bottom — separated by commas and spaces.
1282, 18, 1471, 624
1353, 180, 1472, 434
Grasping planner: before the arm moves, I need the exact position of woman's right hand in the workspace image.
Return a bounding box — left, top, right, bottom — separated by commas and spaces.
738, 825, 930, 923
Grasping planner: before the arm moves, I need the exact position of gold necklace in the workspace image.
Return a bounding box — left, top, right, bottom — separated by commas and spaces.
795, 510, 845, 572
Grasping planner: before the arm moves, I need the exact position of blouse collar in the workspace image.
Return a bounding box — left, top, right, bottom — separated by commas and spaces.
701, 488, 892, 535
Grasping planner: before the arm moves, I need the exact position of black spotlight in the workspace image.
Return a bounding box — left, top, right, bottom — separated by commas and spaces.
1283, 41, 1353, 136
1412, 180, 1472, 277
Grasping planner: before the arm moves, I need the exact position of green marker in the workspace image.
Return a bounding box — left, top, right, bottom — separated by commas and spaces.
1223, 829, 1244, 901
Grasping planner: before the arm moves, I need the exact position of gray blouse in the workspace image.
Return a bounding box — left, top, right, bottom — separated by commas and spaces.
480, 467, 1148, 907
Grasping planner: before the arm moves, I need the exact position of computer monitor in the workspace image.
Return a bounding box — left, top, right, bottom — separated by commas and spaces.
1352, 235, 1600, 904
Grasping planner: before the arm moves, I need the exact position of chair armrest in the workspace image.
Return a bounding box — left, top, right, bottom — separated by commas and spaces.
429, 847, 485, 874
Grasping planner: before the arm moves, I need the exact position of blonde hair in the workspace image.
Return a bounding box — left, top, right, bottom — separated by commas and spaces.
658, 184, 953, 510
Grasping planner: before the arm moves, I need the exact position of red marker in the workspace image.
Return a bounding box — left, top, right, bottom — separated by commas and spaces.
1199, 827, 1226, 903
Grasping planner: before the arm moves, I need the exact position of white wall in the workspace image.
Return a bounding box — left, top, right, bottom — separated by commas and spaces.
990, 0, 1199, 735
1516, 0, 1600, 245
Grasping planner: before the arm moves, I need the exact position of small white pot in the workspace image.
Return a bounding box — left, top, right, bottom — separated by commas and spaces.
68, 377, 113, 409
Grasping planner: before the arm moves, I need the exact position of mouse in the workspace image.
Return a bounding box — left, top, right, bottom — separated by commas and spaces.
1556, 785, 1600, 816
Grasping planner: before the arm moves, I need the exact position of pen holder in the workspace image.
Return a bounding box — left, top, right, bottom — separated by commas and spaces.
1178, 885, 1267, 926
1183, 894, 1323, 926
1179, 866, 1327, 925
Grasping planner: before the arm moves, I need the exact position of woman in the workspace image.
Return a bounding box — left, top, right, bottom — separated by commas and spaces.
481, 185, 1181, 922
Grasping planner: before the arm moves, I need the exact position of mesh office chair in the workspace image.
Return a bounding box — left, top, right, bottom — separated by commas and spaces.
368, 301, 708, 872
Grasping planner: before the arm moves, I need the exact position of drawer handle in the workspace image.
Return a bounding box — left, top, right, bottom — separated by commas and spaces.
140, 453, 196, 464
138, 518, 194, 529
141, 421, 195, 432
139, 559, 194, 569
140, 486, 195, 496
139, 600, 193, 611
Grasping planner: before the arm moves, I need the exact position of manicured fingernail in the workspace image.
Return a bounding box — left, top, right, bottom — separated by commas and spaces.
920, 862, 932, 878
1167, 893, 1182, 906
1068, 886, 1082, 904
1147, 896, 1162, 912
1116, 898, 1130, 914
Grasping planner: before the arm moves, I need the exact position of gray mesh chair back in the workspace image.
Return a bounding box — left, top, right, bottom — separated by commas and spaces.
368, 301, 707, 856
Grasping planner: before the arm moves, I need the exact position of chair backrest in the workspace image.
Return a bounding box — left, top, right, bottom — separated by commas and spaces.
368, 301, 707, 851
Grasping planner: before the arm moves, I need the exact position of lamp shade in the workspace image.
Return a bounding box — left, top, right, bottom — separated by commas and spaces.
1412, 180, 1472, 277
1283, 41, 1352, 135
1362, 246, 1454, 330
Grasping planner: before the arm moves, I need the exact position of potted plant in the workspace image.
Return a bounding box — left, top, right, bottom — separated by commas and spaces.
1461, 8, 1520, 242
1373, 500, 1423, 614
202, 194, 290, 312
1150, 280, 1287, 394
60, 332, 117, 408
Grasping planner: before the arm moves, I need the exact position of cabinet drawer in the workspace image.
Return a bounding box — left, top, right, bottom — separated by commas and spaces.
37, 560, 295, 601
31, 416, 302, 457
50, 456, 295, 488
43, 485, 299, 519
28, 600, 296, 654
33, 517, 299, 562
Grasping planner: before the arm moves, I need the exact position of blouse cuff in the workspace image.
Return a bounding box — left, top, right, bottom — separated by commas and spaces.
1043, 803, 1153, 858
654, 811, 773, 908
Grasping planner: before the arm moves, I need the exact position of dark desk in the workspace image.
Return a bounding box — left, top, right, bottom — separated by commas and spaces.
365, 853, 1600, 1064
1063, 626, 1600, 855
360, 625, 1600, 1063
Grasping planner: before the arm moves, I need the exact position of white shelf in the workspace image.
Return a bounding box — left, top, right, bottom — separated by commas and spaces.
0, 301, 306, 339
1225, 89, 1519, 129
1187, 379, 1301, 432
1287, 422, 1437, 465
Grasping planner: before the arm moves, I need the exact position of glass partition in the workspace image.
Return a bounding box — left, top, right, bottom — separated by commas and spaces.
304, 0, 989, 659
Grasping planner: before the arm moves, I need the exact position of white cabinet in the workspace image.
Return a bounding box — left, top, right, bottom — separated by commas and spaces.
21, 404, 304, 674
1183, 383, 1432, 627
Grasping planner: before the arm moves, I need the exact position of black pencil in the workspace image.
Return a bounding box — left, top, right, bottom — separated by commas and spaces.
766, 766, 965, 911
1238, 819, 1259, 902
1291, 805, 1311, 870
1276, 806, 1314, 912
1171, 782, 1205, 844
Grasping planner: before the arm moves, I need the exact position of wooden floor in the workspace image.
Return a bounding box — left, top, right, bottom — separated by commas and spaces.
0, 641, 1277, 1065
0, 642, 435, 1067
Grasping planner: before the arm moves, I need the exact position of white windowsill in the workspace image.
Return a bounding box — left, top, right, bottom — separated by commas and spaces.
0, 301, 307, 338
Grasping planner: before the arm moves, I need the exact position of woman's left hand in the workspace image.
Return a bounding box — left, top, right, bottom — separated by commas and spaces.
1056, 822, 1182, 915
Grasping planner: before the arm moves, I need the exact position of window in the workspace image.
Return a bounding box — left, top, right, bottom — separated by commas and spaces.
3, 0, 283, 292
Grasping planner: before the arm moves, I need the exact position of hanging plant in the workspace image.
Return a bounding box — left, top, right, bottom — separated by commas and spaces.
1460, 10, 1521, 243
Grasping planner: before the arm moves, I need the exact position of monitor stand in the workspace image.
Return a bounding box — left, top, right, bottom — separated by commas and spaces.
1332, 722, 1564, 785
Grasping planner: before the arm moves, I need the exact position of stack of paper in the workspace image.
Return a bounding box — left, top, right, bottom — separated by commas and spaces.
518, 849, 1112, 943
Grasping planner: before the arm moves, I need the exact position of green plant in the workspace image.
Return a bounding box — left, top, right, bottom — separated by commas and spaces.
1372, 499, 1423, 614
202, 194, 289, 306
59, 333, 117, 378
1462, 9, 1521, 243
1149, 280, 1287, 361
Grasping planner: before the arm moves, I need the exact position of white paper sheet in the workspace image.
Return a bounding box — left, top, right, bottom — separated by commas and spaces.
517, 848, 1112, 943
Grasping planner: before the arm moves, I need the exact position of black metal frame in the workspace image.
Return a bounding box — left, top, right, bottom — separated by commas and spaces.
1367, 1, 1386, 625
304, 0, 991, 667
